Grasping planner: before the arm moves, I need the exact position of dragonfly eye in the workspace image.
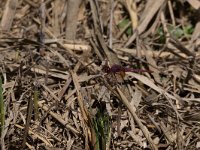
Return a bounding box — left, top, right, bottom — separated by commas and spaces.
109, 64, 124, 73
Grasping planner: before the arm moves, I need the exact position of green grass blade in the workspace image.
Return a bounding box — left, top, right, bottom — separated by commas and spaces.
0, 77, 5, 135
33, 89, 39, 120
92, 107, 110, 150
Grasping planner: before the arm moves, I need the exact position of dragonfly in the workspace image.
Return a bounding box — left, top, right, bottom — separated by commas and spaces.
99, 63, 153, 136
103, 64, 153, 74
102, 64, 153, 82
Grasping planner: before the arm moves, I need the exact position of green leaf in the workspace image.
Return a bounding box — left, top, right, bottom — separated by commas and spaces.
118, 18, 132, 36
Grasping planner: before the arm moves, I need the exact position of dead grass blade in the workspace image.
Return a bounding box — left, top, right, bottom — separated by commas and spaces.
125, 0, 166, 46
65, 0, 83, 40
0, 0, 18, 30
21, 97, 34, 149
117, 87, 158, 150
125, 0, 138, 29
126, 72, 177, 100
71, 71, 88, 122
15, 124, 53, 147
127, 72, 183, 121
187, 0, 200, 9
145, 49, 162, 84
38, 101, 79, 135
169, 37, 196, 57
33, 89, 39, 120
89, 0, 121, 65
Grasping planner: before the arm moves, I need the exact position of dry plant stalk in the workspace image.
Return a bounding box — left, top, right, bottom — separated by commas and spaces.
0, 0, 18, 30
65, 0, 83, 40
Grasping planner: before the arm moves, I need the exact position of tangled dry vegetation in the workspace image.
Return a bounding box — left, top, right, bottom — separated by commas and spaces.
0, 0, 200, 150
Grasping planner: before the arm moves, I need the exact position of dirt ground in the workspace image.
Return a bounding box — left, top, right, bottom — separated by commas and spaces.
0, 0, 200, 150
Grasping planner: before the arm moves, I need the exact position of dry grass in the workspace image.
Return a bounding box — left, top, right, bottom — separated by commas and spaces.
0, 0, 200, 150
